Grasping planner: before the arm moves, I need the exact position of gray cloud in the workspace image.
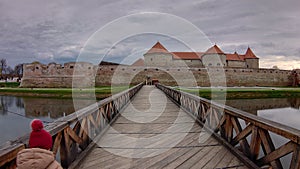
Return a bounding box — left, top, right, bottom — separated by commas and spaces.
0, 0, 299, 69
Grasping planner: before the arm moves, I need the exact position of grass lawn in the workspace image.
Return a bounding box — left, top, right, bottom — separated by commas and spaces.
175, 86, 300, 99
0, 83, 132, 99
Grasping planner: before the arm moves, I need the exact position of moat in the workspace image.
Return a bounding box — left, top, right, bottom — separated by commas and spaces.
0, 95, 300, 146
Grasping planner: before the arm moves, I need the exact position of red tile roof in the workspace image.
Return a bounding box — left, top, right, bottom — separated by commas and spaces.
146, 42, 169, 54
204, 44, 225, 54
145, 42, 258, 62
244, 47, 258, 59
226, 52, 244, 61
172, 52, 204, 60
131, 58, 144, 66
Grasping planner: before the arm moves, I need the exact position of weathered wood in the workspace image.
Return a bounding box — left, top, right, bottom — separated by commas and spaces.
225, 114, 233, 142
0, 82, 144, 169
67, 127, 84, 146
249, 126, 261, 160
259, 129, 283, 169
231, 124, 252, 147
257, 141, 295, 166
290, 145, 300, 169
52, 132, 62, 155
231, 116, 250, 155
0, 144, 25, 167
76, 86, 248, 169
156, 83, 300, 169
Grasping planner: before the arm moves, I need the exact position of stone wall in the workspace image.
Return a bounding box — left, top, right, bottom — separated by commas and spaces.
21, 62, 298, 88
245, 58, 259, 69
21, 62, 96, 88
227, 60, 245, 68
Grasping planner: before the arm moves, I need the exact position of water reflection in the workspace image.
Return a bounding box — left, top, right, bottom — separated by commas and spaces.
0, 95, 96, 145
225, 98, 300, 115
226, 98, 300, 168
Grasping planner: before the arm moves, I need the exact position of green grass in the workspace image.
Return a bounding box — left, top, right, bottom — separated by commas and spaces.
175, 87, 300, 99
0, 82, 20, 87
0, 85, 132, 99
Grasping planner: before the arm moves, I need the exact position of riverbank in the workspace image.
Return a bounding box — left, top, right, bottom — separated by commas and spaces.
176, 87, 300, 99
0, 85, 131, 99
1, 82, 300, 100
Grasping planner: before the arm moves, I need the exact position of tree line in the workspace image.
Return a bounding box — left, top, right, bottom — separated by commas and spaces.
0, 58, 23, 81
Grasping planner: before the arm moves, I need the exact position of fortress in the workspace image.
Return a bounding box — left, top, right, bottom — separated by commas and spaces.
142, 42, 259, 69
20, 42, 299, 88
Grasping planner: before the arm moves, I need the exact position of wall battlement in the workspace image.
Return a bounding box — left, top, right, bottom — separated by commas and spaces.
21, 62, 299, 88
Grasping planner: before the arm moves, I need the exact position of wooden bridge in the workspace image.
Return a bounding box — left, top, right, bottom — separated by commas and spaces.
1, 83, 300, 169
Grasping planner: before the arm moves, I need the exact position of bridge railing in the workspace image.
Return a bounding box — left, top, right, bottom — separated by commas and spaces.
0, 82, 144, 169
156, 83, 300, 169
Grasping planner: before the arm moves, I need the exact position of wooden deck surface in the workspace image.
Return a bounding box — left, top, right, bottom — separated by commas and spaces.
77, 86, 249, 169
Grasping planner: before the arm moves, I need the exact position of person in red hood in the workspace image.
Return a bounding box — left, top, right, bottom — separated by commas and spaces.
16, 119, 62, 169
29, 119, 53, 150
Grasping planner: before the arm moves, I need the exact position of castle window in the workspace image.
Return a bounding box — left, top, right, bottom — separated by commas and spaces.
70, 66, 74, 69
144, 69, 147, 71
208, 63, 212, 66
150, 58, 153, 61
88, 67, 91, 69
36, 67, 39, 69
111, 68, 114, 71
217, 63, 220, 66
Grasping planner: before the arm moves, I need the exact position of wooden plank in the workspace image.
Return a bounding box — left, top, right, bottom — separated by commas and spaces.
214, 150, 236, 168
67, 127, 83, 146
290, 145, 300, 169
231, 124, 252, 146
224, 114, 233, 142
259, 129, 283, 169
257, 141, 295, 166
231, 116, 250, 155
250, 126, 261, 160
0, 144, 25, 167
188, 146, 223, 169
200, 146, 229, 168
74, 85, 252, 169
52, 132, 62, 155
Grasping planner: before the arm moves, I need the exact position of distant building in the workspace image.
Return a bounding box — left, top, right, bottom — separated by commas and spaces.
141, 42, 259, 68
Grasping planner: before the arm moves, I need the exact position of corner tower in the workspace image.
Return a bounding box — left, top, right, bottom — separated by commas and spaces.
143, 42, 173, 67
244, 47, 259, 68
201, 44, 226, 67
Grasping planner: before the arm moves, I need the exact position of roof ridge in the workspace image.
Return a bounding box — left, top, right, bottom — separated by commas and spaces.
244, 47, 257, 59
204, 44, 225, 54
146, 42, 169, 54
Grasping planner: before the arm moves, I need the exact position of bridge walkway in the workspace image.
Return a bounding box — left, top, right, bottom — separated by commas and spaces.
77, 86, 248, 169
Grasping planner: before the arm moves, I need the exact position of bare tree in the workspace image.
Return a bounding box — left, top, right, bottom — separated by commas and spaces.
14, 64, 23, 79
0, 59, 7, 76
6, 66, 14, 79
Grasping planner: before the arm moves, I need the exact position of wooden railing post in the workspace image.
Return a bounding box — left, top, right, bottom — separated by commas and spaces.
156, 83, 300, 169
0, 82, 144, 169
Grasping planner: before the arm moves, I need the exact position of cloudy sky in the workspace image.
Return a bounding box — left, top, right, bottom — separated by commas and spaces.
0, 0, 300, 70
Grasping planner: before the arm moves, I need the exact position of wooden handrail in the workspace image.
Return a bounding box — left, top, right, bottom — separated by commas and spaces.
156, 83, 300, 169
0, 82, 144, 169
